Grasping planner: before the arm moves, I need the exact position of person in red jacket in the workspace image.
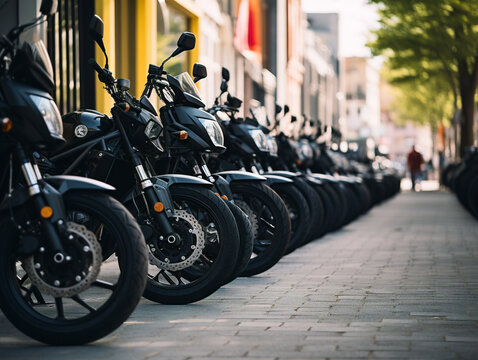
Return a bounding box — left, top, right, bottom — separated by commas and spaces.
407, 145, 424, 191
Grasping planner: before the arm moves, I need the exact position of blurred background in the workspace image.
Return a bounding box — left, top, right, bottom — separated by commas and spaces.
1, 0, 477, 181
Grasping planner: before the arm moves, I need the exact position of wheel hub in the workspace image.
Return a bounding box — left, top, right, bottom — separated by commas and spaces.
148, 210, 205, 271
23, 222, 102, 298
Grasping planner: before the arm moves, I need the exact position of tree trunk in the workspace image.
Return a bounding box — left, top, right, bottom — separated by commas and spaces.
459, 89, 476, 157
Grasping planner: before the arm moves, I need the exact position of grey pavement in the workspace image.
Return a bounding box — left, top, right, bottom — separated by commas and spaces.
1, 190, 478, 359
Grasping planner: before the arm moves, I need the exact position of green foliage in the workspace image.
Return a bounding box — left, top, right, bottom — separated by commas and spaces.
368, 0, 478, 133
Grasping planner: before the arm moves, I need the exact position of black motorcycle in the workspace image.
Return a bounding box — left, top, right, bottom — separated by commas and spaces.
143, 64, 291, 276
38, 16, 239, 304
207, 71, 316, 253
0, 3, 148, 345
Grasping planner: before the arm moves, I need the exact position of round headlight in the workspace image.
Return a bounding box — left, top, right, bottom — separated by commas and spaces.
198, 118, 224, 147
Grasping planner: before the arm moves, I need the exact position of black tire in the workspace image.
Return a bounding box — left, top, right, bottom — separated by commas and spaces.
142, 185, 239, 304
230, 182, 290, 277
0, 191, 148, 345
271, 183, 311, 254
295, 178, 325, 245
311, 183, 335, 236
327, 183, 347, 230
224, 200, 253, 282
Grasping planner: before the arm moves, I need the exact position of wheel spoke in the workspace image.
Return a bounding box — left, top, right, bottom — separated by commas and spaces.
55, 297, 65, 319
18, 274, 28, 285
92, 279, 115, 290
71, 295, 96, 313
260, 217, 276, 231
31, 286, 46, 304
160, 269, 177, 285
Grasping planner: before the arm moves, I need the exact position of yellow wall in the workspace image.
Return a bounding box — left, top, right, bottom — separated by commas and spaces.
94, 0, 201, 112
94, 0, 115, 114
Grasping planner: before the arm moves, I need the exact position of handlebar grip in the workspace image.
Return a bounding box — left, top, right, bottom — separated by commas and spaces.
88, 58, 103, 74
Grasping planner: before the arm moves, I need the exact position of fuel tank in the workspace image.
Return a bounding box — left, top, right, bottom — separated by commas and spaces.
61, 109, 113, 149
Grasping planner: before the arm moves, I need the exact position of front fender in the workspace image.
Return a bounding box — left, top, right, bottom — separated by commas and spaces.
43, 175, 115, 194
157, 174, 213, 188
264, 174, 294, 185
264, 170, 302, 179
215, 170, 266, 183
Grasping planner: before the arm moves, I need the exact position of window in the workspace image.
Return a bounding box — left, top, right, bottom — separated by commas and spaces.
158, 7, 190, 75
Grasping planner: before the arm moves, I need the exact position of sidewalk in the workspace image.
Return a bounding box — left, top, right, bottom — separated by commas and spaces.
1, 190, 478, 359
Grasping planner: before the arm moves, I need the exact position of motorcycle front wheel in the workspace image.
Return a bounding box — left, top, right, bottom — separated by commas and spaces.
0, 191, 148, 345
142, 185, 240, 304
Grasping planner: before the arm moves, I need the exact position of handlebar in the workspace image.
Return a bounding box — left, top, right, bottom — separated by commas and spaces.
88, 58, 114, 84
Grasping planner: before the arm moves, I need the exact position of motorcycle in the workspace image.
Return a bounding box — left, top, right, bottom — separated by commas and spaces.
37, 16, 240, 304
207, 70, 319, 253
143, 64, 291, 276
0, 2, 148, 345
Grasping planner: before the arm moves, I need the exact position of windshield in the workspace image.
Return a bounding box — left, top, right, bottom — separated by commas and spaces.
249, 106, 270, 128
173, 72, 202, 101
32, 40, 54, 83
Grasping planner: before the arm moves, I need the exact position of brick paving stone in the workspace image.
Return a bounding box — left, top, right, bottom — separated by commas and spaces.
1, 191, 478, 359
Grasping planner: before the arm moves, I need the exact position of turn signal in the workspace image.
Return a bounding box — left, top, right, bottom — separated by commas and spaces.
40, 206, 53, 219
153, 202, 164, 213
215, 192, 220, 197
221, 195, 228, 200
118, 102, 130, 112
1, 118, 12, 132
179, 130, 188, 140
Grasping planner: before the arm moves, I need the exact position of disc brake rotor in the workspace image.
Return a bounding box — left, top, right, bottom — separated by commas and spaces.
23, 222, 102, 298
148, 210, 205, 271
234, 200, 259, 239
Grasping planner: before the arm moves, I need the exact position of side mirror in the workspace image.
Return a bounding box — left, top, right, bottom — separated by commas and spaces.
222, 67, 230, 81
40, 0, 58, 15
89, 15, 104, 43
291, 115, 297, 123
275, 104, 282, 115
220, 79, 228, 93
172, 32, 196, 57
193, 63, 207, 83
284, 105, 290, 115
89, 15, 108, 68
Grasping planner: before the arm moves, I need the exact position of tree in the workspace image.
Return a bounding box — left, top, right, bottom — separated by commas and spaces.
368, 0, 478, 156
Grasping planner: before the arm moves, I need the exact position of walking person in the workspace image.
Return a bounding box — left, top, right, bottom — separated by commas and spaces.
407, 145, 425, 191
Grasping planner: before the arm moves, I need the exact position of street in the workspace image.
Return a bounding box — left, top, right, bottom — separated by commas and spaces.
1, 190, 478, 359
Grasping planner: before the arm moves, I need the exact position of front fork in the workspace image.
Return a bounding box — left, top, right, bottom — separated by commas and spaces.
134, 163, 176, 242
15, 145, 68, 263
189, 155, 233, 200
112, 112, 176, 241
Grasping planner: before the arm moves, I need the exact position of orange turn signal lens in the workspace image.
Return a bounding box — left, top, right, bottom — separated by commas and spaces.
40, 206, 53, 219
179, 130, 188, 140
1, 118, 12, 132
215, 192, 220, 197
153, 202, 164, 213
221, 195, 228, 200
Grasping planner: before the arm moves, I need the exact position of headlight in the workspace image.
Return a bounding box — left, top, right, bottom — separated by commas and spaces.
29, 94, 63, 136
248, 129, 268, 151
198, 118, 224, 147
266, 135, 278, 156
144, 119, 162, 140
